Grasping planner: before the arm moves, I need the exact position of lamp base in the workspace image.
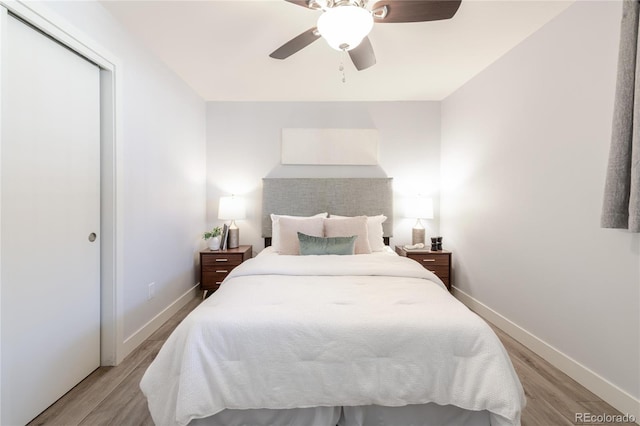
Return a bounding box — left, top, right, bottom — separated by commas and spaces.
412, 227, 425, 246
228, 227, 239, 249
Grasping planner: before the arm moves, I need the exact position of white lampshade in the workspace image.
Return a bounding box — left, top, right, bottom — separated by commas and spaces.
218, 196, 246, 220
317, 6, 373, 51
406, 197, 434, 220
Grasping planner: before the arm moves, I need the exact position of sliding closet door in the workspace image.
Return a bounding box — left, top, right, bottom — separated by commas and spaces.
1, 14, 101, 425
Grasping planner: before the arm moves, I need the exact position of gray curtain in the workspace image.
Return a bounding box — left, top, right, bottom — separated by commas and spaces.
602, 0, 640, 232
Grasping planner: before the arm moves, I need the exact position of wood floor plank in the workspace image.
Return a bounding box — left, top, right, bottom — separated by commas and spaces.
28, 339, 164, 426
79, 364, 155, 426
30, 294, 627, 426
510, 355, 596, 424
522, 396, 575, 426
491, 324, 603, 402
490, 323, 625, 425
27, 368, 112, 426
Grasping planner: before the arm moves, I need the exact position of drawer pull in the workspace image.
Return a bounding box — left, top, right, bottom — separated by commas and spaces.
422, 259, 436, 262
429, 270, 437, 273
215, 282, 222, 285
215, 258, 228, 262
216, 270, 228, 273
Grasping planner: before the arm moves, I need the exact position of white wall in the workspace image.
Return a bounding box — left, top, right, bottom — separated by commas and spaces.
34, 1, 207, 348
441, 0, 639, 413
8, 0, 636, 418
206, 101, 441, 253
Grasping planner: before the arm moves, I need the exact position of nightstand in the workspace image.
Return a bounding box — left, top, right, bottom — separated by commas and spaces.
200, 245, 252, 298
395, 246, 452, 291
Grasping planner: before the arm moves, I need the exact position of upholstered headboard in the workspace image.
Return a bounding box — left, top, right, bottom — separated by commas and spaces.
262, 178, 393, 238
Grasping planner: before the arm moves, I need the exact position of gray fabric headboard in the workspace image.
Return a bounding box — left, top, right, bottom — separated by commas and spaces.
262, 178, 393, 238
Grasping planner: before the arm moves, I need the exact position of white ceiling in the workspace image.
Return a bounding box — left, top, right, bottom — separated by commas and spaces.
100, 0, 573, 101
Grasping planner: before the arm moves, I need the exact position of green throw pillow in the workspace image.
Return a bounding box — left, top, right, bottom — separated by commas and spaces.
297, 232, 357, 255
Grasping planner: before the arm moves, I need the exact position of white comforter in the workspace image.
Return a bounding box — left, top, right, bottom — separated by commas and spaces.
141, 252, 525, 426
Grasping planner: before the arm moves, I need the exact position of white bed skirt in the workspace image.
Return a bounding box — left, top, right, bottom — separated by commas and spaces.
342, 404, 491, 426
188, 406, 340, 426
188, 404, 491, 426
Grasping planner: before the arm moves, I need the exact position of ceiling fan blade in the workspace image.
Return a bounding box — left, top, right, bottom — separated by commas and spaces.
372, 0, 462, 23
349, 36, 376, 71
285, 0, 311, 8
269, 27, 321, 60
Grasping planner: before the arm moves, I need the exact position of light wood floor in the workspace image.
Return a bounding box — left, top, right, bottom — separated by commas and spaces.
28, 295, 624, 426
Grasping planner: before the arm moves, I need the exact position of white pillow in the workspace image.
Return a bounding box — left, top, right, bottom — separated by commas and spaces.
331, 214, 387, 252
271, 214, 326, 255
271, 213, 327, 249
324, 216, 371, 254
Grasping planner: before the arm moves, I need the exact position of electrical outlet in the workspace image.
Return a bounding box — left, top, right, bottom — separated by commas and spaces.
148, 282, 156, 300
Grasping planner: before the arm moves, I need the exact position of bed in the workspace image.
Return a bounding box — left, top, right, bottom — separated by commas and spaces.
140, 178, 525, 426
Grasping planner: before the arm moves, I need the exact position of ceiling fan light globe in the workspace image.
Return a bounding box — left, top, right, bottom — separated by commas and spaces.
317, 6, 373, 51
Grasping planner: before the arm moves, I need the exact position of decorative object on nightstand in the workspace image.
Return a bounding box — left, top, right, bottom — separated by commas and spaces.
396, 245, 452, 291
220, 224, 229, 250
203, 226, 222, 250
200, 245, 251, 299
430, 236, 443, 251
406, 196, 433, 246
218, 195, 246, 249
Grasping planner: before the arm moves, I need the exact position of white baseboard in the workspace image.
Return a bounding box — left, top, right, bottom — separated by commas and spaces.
122, 284, 199, 360
452, 286, 640, 422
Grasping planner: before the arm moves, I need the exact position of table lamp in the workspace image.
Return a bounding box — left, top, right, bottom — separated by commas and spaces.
407, 196, 434, 246
218, 195, 246, 249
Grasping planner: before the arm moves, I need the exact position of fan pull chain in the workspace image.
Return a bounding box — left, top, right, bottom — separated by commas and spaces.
339, 50, 348, 83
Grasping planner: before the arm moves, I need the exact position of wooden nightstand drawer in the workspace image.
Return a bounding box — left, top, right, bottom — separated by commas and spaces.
200, 245, 252, 298
396, 246, 452, 291
408, 254, 449, 266
202, 271, 229, 286
423, 265, 449, 278
202, 265, 236, 275
202, 255, 243, 267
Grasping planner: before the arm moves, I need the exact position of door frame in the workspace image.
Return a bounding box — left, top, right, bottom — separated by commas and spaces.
0, 0, 124, 388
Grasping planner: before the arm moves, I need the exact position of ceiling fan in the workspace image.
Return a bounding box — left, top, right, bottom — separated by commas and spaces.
269, 0, 462, 71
